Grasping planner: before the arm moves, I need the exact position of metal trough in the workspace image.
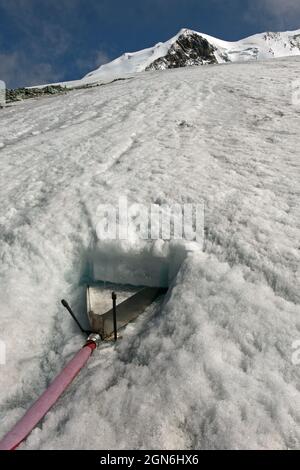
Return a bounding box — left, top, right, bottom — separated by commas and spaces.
87, 284, 167, 339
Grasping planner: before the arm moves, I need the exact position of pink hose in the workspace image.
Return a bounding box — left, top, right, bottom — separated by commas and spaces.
0, 342, 96, 451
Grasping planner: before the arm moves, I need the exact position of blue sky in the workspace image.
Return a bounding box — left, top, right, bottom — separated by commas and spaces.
0, 0, 300, 88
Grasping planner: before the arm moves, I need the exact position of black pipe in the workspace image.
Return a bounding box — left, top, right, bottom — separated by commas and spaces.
61, 299, 91, 336
112, 292, 117, 342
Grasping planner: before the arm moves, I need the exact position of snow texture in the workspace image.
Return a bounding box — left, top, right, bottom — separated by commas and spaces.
0, 56, 300, 449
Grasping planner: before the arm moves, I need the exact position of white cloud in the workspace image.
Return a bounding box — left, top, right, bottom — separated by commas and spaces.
0, 0, 81, 87
0, 0, 112, 86
0, 0, 73, 56
0, 51, 60, 88
247, 0, 300, 30
76, 49, 110, 76
94, 50, 110, 67
261, 0, 300, 15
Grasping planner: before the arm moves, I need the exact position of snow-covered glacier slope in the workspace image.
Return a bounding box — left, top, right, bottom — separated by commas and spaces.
0, 57, 300, 449
84, 28, 300, 82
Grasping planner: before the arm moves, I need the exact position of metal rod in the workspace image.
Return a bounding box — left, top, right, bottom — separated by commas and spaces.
61, 299, 91, 336
112, 292, 117, 342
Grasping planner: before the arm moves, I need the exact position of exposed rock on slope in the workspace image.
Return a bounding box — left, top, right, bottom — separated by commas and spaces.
6, 85, 67, 103
146, 33, 217, 70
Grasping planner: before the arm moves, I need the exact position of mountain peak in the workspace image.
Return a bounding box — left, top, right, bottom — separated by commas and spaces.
177, 27, 193, 35
82, 28, 300, 83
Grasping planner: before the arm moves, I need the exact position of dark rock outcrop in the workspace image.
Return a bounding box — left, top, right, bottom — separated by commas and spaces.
6, 85, 67, 103
146, 32, 217, 71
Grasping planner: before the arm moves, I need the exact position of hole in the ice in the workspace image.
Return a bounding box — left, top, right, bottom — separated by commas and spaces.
66, 239, 200, 335
86, 239, 199, 288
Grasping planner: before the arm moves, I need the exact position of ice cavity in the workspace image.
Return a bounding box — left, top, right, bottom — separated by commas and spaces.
90, 239, 201, 287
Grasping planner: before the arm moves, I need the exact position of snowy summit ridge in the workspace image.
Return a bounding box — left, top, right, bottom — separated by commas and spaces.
84, 27, 300, 81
